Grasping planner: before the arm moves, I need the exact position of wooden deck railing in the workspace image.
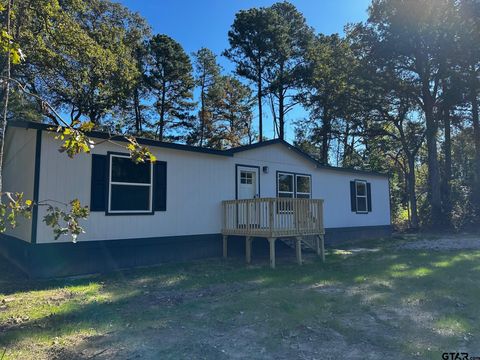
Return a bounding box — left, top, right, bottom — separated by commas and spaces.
222, 198, 324, 238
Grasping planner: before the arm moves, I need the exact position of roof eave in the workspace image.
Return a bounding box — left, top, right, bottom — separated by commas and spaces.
8, 120, 232, 157
230, 138, 390, 178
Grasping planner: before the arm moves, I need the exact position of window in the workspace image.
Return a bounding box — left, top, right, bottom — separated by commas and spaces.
277, 173, 294, 198
276, 172, 312, 198
355, 180, 368, 213
108, 154, 153, 213
240, 171, 254, 184
296, 175, 311, 199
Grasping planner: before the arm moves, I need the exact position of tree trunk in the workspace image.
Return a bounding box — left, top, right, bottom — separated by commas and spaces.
89, 110, 99, 125
406, 154, 419, 229
269, 94, 278, 137
442, 107, 452, 225
342, 122, 350, 164
321, 115, 331, 166
257, 74, 263, 142
200, 81, 205, 147
349, 135, 355, 161
158, 82, 166, 142
278, 62, 285, 141
424, 100, 442, 227
278, 89, 285, 140
0, 0, 12, 195
133, 87, 142, 134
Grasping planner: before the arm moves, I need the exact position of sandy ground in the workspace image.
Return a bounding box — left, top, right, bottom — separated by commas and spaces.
398, 234, 480, 251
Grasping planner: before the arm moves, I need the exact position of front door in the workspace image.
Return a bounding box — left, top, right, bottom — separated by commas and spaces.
236, 166, 260, 228
237, 166, 259, 200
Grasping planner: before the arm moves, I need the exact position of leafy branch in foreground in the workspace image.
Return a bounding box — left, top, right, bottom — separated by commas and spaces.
0, 192, 90, 242
42, 199, 89, 242
51, 120, 156, 164
0, 192, 32, 232
125, 136, 157, 163
52, 121, 96, 158
0, 28, 22, 64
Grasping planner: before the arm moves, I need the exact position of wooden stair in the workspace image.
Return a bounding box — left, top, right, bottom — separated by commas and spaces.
280, 235, 319, 252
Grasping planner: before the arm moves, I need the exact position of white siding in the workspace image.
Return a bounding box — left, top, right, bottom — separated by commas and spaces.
3, 127, 36, 242
36, 132, 233, 243
233, 143, 391, 228
34, 133, 390, 244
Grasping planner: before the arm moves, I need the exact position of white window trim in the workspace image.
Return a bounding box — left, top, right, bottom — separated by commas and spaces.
108, 154, 153, 214
355, 180, 368, 214
277, 172, 295, 198
295, 174, 312, 199
240, 171, 254, 185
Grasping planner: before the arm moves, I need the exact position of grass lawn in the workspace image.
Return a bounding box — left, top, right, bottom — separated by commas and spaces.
1, 234, 480, 359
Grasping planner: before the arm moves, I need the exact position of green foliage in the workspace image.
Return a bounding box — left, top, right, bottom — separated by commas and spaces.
0, 0, 158, 243
51, 120, 156, 164
264, 2, 314, 98
0, 28, 21, 64
211, 76, 255, 148
0, 192, 32, 233
188, 48, 222, 147
52, 121, 95, 158
191, 75, 255, 149
43, 199, 89, 242
189, 49, 255, 149
224, 6, 273, 84
145, 34, 195, 141
226, 2, 315, 139
0, 192, 89, 243
6, 89, 43, 123
297, 34, 360, 165
10, 0, 150, 124
125, 136, 156, 164
193, 48, 221, 92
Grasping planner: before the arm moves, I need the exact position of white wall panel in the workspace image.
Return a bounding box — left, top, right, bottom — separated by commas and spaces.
3, 128, 36, 242
233, 143, 391, 228
35, 134, 390, 244
36, 133, 233, 243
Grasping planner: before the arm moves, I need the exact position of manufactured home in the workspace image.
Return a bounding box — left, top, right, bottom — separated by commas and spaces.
0, 121, 391, 277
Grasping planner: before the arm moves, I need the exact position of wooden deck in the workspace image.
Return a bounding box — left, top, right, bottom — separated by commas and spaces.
221, 198, 326, 268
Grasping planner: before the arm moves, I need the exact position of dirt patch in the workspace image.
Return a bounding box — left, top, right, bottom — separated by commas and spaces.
47, 290, 76, 306
398, 235, 480, 251
46, 334, 113, 360
142, 281, 260, 307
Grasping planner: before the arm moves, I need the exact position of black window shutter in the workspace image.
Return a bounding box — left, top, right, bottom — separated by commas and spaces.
367, 182, 372, 212
350, 181, 357, 212
90, 154, 107, 211
154, 161, 167, 211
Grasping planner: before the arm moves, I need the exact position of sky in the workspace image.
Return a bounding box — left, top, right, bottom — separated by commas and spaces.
114, 0, 372, 141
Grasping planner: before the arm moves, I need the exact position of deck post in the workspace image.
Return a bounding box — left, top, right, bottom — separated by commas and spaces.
223, 235, 228, 258
245, 236, 252, 264
315, 235, 321, 256
319, 234, 325, 262
268, 237, 276, 269
295, 237, 302, 265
